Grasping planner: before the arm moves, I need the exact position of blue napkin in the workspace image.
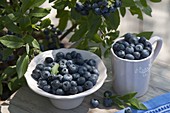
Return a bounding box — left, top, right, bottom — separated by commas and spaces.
116, 92, 170, 113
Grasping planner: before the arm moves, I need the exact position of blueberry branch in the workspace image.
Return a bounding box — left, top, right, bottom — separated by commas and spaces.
59, 24, 78, 41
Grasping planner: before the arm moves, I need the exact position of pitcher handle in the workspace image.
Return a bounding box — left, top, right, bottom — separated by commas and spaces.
149, 36, 163, 62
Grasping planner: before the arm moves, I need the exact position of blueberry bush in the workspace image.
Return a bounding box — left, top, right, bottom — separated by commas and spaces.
0, 0, 161, 101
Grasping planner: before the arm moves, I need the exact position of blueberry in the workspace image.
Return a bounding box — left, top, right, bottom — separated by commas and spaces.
124, 33, 134, 42
90, 99, 100, 108
135, 44, 143, 52
144, 41, 152, 49
69, 86, 78, 95
68, 64, 78, 74
44, 66, 52, 72
62, 81, 71, 92
61, 68, 69, 74
56, 52, 65, 58
63, 74, 73, 81
75, 53, 82, 59
130, 43, 135, 47
31, 73, 41, 81
139, 36, 147, 44
83, 72, 91, 79
70, 51, 77, 58
121, 40, 130, 47
92, 3, 98, 9
59, 59, 67, 64
45, 57, 53, 64
36, 64, 44, 71
83, 63, 92, 72
104, 91, 112, 98
87, 59, 96, 66
117, 44, 125, 51
125, 108, 132, 113
71, 81, 77, 86
75, 2, 84, 11
72, 73, 80, 80
103, 98, 113, 107
41, 71, 51, 79
55, 74, 63, 82
109, 6, 116, 13
84, 81, 94, 90
129, 36, 139, 45
65, 52, 72, 60
56, 89, 64, 95
145, 47, 152, 53
77, 77, 86, 85
101, 7, 109, 15
133, 52, 141, 60
78, 66, 87, 75
91, 67, 99, 75
51, 79, 61, 90
114, 0, 122, 7
116, 50, 125, 58
43, 85, 51, 92
125, 54, 135, 60
88, 74, 98, 85
38, 80, 48, 88
75, 58, 84, 65
94, 8, 101, 15
113, 43, 120, 51
77, 86, 84, 93
32, 69, 41, 77
141, 49, 150, 58
125, 46, 134, 54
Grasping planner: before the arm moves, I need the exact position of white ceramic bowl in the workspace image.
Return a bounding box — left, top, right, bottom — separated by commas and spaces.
24, 48, 107, 109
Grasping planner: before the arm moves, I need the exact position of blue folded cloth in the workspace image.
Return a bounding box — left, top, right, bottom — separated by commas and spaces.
116, 92, 170, 113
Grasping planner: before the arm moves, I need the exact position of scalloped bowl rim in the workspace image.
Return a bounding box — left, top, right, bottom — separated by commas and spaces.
24, 48, 107, 100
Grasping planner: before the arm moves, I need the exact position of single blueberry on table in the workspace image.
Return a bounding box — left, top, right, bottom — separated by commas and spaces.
103, 98, 113, 107
90, 99, 100, 108
104, 91, 112, 98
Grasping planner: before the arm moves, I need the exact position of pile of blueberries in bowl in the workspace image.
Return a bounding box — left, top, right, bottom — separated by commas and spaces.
112, 33, 152, 60
24, 48, 107, 109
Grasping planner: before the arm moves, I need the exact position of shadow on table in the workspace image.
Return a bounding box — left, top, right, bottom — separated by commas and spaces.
7, 85, 90, 113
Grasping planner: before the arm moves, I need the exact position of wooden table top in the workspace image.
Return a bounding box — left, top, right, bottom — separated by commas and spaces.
1, 58, 170, 113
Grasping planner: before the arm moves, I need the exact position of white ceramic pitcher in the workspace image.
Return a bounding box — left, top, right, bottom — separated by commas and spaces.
110, 36, 163, 97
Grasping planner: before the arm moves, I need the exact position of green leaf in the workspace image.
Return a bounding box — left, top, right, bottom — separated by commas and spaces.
70, 24, 88, 42
150, 0, 161, 2
91, 34, 103, 43
2, 66, 16, 78
23, 35, 40, 49
53, 0, 67, 10
142, 5, 152, 16
129, 6, 143, 20
140, 0, 147, 7
136, 31, 153, 39
121, 0, 135, 7
2, 48, 13, 60
21, 0, 46, 13
129, 98, 147, 110
89, 47, 102, 58
76, 39, 89, 50
119, 92, 137, 101
19, 16, 31, 28
40, 18, 51, 28
0, 35, 24, 49
0, 80, 2, 95
30, 7, 51, 18
51, 63, 59, 75
120, 7, 126, 17
104, 10, 120, 30
114, 97, 125, 109
2, 16, 21, 34
16, 54, 29, 79
104, 48, 111, 58
57, 10, 69, 31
